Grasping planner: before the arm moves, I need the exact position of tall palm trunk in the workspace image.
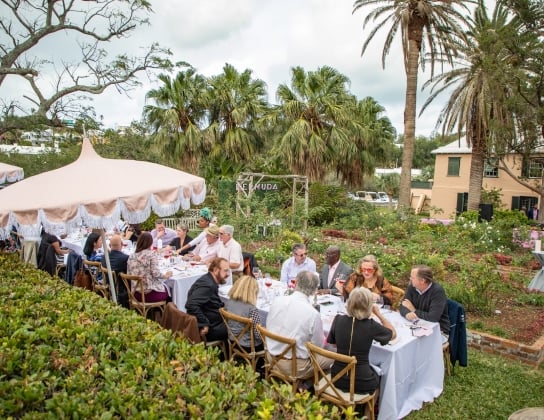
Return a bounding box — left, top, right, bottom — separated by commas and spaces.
468, 132, 485, 211
398, 36, 421, 209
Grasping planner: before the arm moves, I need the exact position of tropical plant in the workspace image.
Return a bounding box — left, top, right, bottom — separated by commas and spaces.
144, 67, 210, 173
271, 66, 355, 182
352, 0, 473, 209
207, 63, 269, 164
335, 97, 396, 189
422, 1, 518, 211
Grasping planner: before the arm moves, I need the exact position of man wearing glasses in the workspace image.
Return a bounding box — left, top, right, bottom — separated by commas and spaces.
280, 243, 316, 285
217, 225, 244, 284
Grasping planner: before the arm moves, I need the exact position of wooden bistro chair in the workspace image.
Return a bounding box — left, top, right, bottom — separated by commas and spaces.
257, 324, 298, 394
99, 266, 119, 302
219, 308, 265, 371
306, 342, 377, 420
119, 273, 167, 320
83, 259, 110, 300
390, 285, 405, 310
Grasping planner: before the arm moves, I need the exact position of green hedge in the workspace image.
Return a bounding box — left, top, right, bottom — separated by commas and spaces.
0, 254, 341, 419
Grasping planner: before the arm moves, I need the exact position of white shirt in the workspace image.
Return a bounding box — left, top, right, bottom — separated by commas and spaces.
193, 238, 221, 262
266, 291, 324, 359
217, 238, 243, 272
280, 256, 317, 284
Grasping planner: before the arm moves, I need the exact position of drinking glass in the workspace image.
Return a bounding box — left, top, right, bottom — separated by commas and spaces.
252, 267, 261, 279
375, 294, 384, 308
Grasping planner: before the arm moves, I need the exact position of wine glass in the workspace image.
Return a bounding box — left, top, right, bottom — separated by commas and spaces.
252, 267, 261, 279
289, 278, 297, 289
375, 294, 384, 309
264, 276, 273, 289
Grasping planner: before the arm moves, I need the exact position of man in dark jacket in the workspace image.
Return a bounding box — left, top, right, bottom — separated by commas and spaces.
101, 234, 129, 307
186, 257, 230, 341
318, 245, 353, 294
399, 264, 450, 335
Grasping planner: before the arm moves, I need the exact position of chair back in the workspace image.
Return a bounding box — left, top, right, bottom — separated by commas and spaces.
99, 266, 118, 300
119, 273, 166, 319
306, 342, 376, 419
256, 324, 298, 393
219, 307, 264, 370
390, 285, 405, 310
83, 259, 110, 299
160, 302, 202, 344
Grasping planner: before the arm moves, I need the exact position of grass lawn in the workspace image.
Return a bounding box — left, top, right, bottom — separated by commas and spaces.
406, 349, 544, 419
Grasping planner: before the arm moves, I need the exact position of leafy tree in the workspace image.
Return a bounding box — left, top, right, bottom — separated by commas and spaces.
207, 63, 269, 164
352, 0, 473, 209
0, 0, 172, 135
375, 173, 400, 208
271, 66, 354, 182
335, 97, 395, 189
144, 67, 209, 173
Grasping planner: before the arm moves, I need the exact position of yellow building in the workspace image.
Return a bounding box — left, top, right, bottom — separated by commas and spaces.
429, 138, 541, 218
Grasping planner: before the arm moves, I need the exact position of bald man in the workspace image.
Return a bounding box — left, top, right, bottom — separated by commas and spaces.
101, 234, 129, 307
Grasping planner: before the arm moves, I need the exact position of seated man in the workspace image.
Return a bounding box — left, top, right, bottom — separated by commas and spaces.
186, 226, 222, 265
150, 218, 177, 247
318, 246, 353, 294
186, 257, 230, 342
217, 225, 244, 283
266, 271, 332, 382
101, 234, 129, 307
399, 264, 450, 335
280, 243, 316, 285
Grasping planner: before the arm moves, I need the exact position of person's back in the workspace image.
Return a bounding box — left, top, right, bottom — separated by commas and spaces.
265, 271, 331, 382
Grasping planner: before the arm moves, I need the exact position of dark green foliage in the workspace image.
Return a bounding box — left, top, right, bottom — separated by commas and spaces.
0, 254, 337, 419
308, 183, 350, 226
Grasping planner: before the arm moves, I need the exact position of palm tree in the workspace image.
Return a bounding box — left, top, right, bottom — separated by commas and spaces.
421, 1, 518, 211
143, 68, 209, 174
271, 66, 355, 182
206, 63, 269, 164
336, 96, 395, 189
352, 0, 473, 209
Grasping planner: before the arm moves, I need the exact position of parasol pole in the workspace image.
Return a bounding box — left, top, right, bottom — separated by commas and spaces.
100, 230, 118, 304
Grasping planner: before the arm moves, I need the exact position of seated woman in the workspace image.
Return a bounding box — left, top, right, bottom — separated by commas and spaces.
123, 223, 141, 244
341, 255, 393, 305
83, 232, 103, 262
169, 223, 195, 256
127, 232, 172, 303
327, 287, 396, 394
224, 275, 264, 351
37, 229, 69, 275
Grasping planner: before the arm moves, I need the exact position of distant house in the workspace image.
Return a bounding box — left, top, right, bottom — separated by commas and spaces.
429, 138, 541, 218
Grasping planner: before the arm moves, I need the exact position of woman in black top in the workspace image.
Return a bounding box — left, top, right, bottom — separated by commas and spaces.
327, 287, 396, 394
170, 223, 194, 255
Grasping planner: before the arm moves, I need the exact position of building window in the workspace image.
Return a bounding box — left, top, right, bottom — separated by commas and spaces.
527, 159, 544, 179
484, 158, 498, 178
447, 157, 461, 176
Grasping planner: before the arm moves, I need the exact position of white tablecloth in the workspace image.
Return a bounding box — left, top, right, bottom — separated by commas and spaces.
226, 284, 444, 420
62, 236, 85, 256
163, 263, 208, 312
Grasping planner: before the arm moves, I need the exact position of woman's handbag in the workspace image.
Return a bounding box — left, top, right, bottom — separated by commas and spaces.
74, 262, 93, 291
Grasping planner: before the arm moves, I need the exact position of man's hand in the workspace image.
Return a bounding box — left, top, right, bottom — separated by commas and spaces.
401, 298, 416, 312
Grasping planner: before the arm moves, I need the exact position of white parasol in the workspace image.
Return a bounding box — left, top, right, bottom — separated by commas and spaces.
0, 139, 206, 302
0, 162, 24, 185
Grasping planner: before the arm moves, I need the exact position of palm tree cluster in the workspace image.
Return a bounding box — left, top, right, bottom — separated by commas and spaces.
143, 64, 396, 188
352, 0, 543, 210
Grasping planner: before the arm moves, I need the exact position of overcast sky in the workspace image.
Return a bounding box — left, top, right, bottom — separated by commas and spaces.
4, 0, 495, 137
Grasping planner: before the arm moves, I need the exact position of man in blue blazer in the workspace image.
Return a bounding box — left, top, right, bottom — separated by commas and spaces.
318, 246, 353, 294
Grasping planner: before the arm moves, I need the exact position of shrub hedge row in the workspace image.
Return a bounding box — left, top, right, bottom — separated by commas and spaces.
0, 254, 340, 419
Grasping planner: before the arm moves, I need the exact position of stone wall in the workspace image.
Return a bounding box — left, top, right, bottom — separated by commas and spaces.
467, 329, 544, 368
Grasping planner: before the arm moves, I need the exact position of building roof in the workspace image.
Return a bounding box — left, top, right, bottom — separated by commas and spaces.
431, 137, 472, 154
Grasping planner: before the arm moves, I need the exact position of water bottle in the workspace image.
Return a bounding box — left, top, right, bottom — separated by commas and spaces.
157, 239, 162, 250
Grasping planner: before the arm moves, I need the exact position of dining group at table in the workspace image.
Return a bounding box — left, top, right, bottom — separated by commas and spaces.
35, 210, 452, 419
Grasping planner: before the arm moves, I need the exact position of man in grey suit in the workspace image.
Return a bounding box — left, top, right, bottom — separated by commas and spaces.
318, 246, 353, 294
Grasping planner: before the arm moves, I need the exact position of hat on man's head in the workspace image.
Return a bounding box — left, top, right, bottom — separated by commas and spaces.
200, 207, 212, 221
205, 225, 220, 237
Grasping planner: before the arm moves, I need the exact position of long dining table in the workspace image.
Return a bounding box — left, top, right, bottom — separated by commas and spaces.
163, 261, 208, 312
219, 280, 444, 420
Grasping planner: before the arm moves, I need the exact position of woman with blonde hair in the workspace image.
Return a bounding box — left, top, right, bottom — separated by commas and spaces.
327, 287, 396, 394
224, 275, 263, 350
340, 254, 393, 305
